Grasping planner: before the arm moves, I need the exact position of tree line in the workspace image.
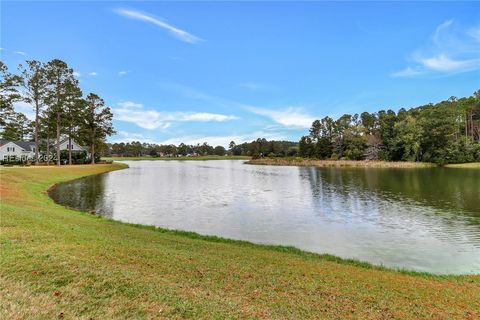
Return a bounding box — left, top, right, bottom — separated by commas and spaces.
228, 139, 298, 157
107, 139, 299, 157
299, 91, 480, 164
0, 60, 114, 165
108, 142, 226, 157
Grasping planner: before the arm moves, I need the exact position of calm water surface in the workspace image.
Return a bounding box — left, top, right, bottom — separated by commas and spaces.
49, 160, 480, 274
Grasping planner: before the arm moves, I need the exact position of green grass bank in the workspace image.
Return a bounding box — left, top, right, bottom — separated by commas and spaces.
1, 164, 479, 319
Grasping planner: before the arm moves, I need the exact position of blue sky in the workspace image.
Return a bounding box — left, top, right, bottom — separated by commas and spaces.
2, 1, 480, 146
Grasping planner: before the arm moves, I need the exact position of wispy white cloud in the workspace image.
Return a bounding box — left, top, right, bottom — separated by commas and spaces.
468, 26, 480, 42
118, 71, 128, 76
391, 67, 424, 78
433, 20, 453, 43
393, 20, 480, 77
159, 82, 317, 128
114, 8, 203, 44
158, 130, 287, 148
73, 71, 81, 77
238, 82, 277, 92
159, 82, 229, 104
157, 82, 244, 114
421, 54, 479, 72
113, 101, 237, 130
111, 130, 287, 148
176, 112, 238, 122
13, 101, 35, 121
89, 72, 98, 76
118, 101, 142, 109
15, 51, 27, 56
111, 131, 158, 144
246, 106, 316, 129
113, 103, 171, 130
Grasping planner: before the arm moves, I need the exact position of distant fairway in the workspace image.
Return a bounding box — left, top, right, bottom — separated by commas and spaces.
103, 155, 251, 161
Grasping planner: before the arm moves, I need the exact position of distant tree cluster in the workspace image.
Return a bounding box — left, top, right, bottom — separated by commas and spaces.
107, 142, 227, 157
0, 60, 114, 165
229, 139, 298, 157
107, 139, 298, 158
299, 91, 480, 164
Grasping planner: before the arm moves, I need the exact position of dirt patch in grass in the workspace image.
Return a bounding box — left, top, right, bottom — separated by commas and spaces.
0, 183, 20, 202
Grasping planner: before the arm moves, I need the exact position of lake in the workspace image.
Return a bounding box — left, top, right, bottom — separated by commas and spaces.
49, 160, 480, 274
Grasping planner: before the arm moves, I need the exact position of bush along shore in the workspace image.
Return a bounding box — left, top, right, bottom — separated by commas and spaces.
1, 164, 479, 319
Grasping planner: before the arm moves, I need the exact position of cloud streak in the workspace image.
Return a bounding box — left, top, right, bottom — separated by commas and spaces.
158, 130, 287, 148
114, 8, 203, 44
112, 131, 157, 144
246, 106, 316, 129
13, 101, 35, 121
113, 101, 237, 130
112, 130, 287, 148
238, 82, 277, 92
158, 82, 319, 128
393, 20, 480, 77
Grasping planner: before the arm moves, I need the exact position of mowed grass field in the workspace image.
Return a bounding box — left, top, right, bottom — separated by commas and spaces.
1, 164, 479, 319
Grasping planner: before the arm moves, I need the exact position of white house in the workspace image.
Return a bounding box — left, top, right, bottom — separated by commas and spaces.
0, 138, 86, 162
0, 139, 37, 161
57, 137, 86, 153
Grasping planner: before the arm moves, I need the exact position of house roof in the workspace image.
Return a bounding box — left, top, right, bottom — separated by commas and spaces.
0, 139, 36, 150
58, 138, 87, 151
1, 138, 87, 151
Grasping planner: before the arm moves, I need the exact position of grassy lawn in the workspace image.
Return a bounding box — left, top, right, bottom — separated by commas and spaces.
247, 157, 436, 168
1, 164, 479, 319
102, 155, 250, 161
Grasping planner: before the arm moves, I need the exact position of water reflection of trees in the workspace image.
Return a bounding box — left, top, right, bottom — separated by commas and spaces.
301, 167, 480, 244
50, 174, 111, 217
308, 167, 480, 217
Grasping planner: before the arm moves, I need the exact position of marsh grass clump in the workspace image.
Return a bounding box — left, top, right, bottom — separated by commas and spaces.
247, 157, 437, 168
